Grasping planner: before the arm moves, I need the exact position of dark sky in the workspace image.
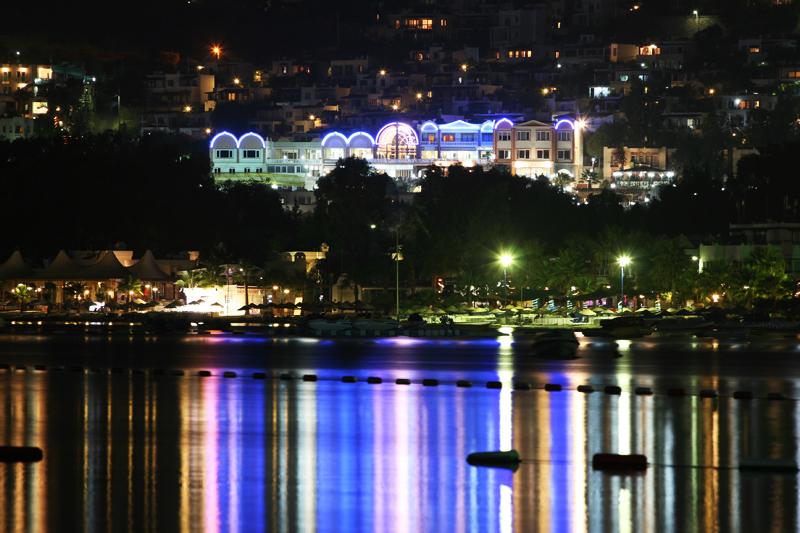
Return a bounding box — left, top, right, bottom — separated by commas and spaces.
3, 1, 382, 62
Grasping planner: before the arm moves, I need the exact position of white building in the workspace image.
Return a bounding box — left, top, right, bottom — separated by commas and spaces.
209, 118, 509, 187
493, 116, 585, 179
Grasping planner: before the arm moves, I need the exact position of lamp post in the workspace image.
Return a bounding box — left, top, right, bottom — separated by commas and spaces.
394, 228, 401, 323
371, 223, 402, 322
617, 255, 632, 311
499, 252, 514, 305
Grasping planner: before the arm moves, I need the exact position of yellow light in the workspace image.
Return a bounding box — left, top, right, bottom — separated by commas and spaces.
205, 128, 212, 135
541, 88, 550, 95
233, 77, 240, 85
211, 45, 222, 59
708, 88, 716, 95
575, 118, 587, 130
391, 104, 399, 111
711, 293, 721, 303
196, 65, 204, 71
183, 105, 192, 113
379, 69, 387, 76
498, 252, 514, 268
461, 63, 468, 72
309, 114, 316, 121
617, 255, 632, 268
416, 92, 423, 100
272, 285, 279, 291
283, 289, 290, 294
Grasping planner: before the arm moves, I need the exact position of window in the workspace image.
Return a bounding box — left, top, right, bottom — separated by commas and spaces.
497, 131, 511, 141
460, 133, 475, 142
517, 149, 530, 159
228, 168, 235, 173
213, 168, 221, 174
481, 133, 493, 143
516, 131, 530, 141
557, 149, 571, 160
536, 149, 550, 159
788, 71, 800, 79
1, 71, 8, 82
442, 134, 455, 142
498, 149, 511, 159
216, 149, 233, 159
244, 168, 251, 173
426, 133, 436, 143
557, 131, 572, 142
243, 150, 260, 158
536, 131, 551, 142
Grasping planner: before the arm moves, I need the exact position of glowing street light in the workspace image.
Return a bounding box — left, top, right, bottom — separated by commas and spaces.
617, 255, 632, 310
498, 252, 515, 304
211, 45, 222, 59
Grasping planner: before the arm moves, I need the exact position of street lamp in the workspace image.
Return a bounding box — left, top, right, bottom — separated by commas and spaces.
617, 255, 632, 311
498, 252, 514, 305
211, 45, 222, 60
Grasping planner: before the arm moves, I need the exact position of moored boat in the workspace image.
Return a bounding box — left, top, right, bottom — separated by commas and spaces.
307, 319, 353, 333
515, 329, 579, 358
596, 316, 652, 338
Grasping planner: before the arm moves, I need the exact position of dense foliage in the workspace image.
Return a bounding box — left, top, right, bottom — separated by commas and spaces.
2, 135, 799, 308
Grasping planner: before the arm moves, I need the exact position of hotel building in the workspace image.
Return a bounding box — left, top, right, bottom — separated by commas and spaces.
209, 116, 586, 189
493, 117, 585, 179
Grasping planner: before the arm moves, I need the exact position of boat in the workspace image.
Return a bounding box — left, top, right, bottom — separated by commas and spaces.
353, 318, 400, 332
307, 319, 353, 334
653, 317, 712, 336
596, 316, 652, 338
515, 329, 579, 358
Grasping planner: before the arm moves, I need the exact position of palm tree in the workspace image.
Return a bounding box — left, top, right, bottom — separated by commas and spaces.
118, 276, 143, 304
176, 269, 205, 290
11, 284, 32, 312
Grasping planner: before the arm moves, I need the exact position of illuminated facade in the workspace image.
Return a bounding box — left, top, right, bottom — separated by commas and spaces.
209, 116, 586, 187
493, 117, 585, 179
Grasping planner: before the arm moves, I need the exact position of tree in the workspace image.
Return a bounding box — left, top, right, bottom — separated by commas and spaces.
313, 157, 397, 288
10, 284, 32, 312
640, 238, 696, 305
118, 277, 143, 303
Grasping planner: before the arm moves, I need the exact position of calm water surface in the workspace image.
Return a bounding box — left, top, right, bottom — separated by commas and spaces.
0, 333, 799, 532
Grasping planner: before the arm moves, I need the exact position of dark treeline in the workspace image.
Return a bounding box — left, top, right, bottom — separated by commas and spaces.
1, 135, 799, 305
0, 133, 297, 263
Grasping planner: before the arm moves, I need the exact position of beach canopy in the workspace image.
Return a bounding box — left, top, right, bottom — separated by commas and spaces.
39, 250, 83, 280
128, 250, 170, 281
0, 251, 34, 280
81, 251, 131, 280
